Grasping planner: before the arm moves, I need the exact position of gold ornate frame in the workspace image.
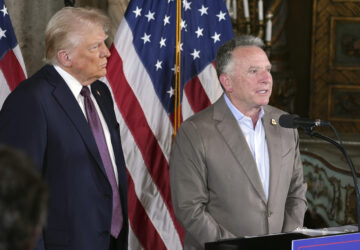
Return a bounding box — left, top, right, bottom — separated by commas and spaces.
329, 16, 360, 70
328, 85, 360, 121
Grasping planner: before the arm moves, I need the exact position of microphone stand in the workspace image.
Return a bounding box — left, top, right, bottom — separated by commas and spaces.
303, 124, 360, 232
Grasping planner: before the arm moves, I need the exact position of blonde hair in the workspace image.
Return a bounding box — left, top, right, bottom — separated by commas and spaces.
45, 7, 110, 64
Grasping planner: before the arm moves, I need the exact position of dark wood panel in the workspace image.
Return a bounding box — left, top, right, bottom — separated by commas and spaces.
311, 0, 360, 133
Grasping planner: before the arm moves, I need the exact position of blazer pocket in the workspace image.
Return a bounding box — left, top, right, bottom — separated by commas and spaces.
282, 146, 292, 158
44, 228, 69, 246
281, 139, 295, 158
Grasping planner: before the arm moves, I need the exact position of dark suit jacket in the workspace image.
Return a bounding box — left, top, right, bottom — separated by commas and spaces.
170, 95, 307, 249
0, 65, 128, 250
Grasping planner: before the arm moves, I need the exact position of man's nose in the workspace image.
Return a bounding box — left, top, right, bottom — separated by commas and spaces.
260, 70, 272, 82
100, 43, 111, 58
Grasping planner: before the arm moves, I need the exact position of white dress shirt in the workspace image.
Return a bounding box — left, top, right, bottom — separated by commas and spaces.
224, 94, 270, 200
54, 65, 119, 184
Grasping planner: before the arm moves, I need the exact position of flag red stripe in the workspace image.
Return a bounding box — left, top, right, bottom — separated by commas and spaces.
106, 45, 184, 241
184, 76, 211, 113
0, 50, 26, 90
107, 45, 170, 202
127, 173, 167, 250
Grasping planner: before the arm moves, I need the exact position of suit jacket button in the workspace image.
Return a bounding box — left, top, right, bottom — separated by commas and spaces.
268, 211, 272, 217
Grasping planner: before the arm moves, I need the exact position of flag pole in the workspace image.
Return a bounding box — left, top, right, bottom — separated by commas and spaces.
173, 0, 182, 138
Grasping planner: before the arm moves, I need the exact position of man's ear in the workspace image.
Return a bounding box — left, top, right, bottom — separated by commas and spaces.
219, 73, 233, 93
57, 50, 72, 67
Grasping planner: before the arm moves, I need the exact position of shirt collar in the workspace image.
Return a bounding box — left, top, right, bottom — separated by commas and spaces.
54, 65, 84, 98
223, 94, 264, 122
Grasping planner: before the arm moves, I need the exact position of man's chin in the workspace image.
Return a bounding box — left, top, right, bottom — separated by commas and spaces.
257, 98, 270, 106
98, 70, 107, 78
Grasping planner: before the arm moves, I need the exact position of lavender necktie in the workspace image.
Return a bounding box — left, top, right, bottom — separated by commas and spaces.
81, 86, 123, 238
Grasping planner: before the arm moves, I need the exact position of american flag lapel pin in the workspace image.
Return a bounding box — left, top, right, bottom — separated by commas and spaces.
271, 119, 277, 126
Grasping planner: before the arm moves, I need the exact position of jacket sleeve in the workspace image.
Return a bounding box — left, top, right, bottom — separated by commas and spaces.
0, 85, 47, 172
282, 128, 308, 232
169, 121, 235, 248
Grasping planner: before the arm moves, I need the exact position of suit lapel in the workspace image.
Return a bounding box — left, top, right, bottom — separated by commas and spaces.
44, 66, 107, 178
262, 106, 283, 207
90, 81, 123, 170
90, 82, 116, 132
91, 81, 129, 203
214, 96, 267, 203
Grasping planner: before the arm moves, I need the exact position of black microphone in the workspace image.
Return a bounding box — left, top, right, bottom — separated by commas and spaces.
279, 114, 329, 129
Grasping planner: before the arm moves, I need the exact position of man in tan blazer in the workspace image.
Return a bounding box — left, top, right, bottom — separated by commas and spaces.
169, 35, 307, 250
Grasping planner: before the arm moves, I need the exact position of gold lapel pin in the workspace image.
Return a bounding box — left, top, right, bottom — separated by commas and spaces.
96, 90, 101, 96
271, 119, 277, 126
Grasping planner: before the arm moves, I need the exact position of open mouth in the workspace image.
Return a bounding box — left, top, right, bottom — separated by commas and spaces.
257, 90, 268, 94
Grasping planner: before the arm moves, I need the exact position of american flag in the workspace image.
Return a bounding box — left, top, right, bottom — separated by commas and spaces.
105, 0, 233, 249
0, 0, 26, 109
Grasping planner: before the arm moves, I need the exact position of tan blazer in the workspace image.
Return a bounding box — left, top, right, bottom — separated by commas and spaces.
170, 95, 307, 250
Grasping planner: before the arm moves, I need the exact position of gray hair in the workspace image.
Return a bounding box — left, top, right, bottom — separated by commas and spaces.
45, 7, 110, 64
215, 35, 265, 78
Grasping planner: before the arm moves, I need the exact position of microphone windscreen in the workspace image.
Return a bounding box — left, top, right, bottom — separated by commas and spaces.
279, 114, 299, 128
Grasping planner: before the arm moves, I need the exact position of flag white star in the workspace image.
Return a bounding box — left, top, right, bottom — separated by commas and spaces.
180, 19, 187, 31
141, 33, 151, 44
155, 60, 163, 71
145, 10, 155, 22
216, 11, 226, 22
168, 0, 174, 3
198, 5, 208, 16
195, 26, 203, 38
183, 0, 192, 11
133, 6, 142, 17
191, 49, 200, 60
159, 37, 166, 48
171, 64, 180, 74
211, 32, 221, 43
167, 86, 174, 97
1, 5, 8, 16
163, 15, 170, 26
0, 28, 6, 40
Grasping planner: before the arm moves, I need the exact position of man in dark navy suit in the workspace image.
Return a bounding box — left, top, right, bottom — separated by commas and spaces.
0, 7, 128, 250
